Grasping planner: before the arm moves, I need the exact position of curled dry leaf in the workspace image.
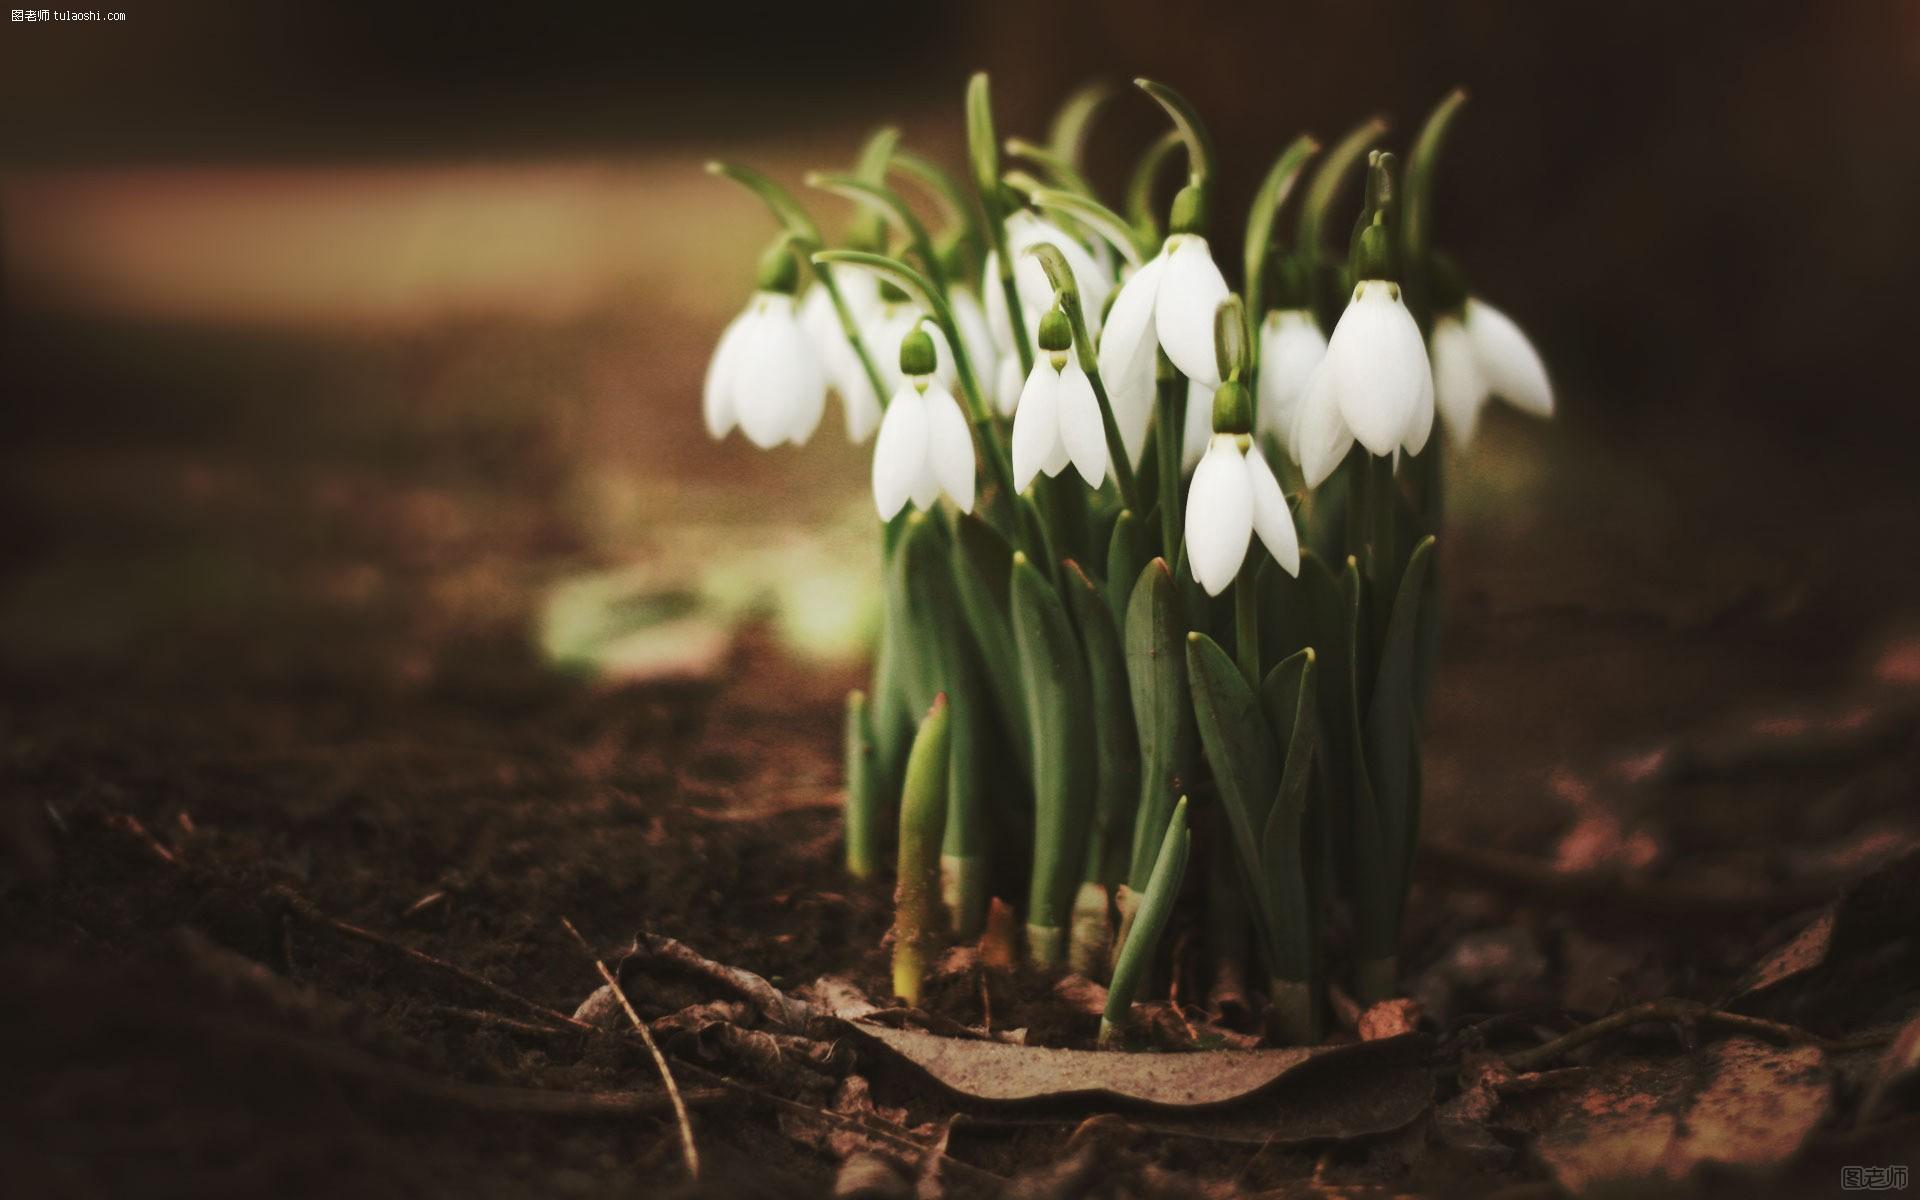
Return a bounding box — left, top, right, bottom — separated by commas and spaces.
844, 1018, 1424, 1110
1536, 1037, 1831, 1194
1735, 848, 1920, 1002
1359, 998, 1422, 1041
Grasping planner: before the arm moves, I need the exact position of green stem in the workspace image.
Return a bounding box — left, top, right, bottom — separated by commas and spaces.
1027, 242, 1141, 512
1154, 361, 1185, 560
815, 266, 888, 404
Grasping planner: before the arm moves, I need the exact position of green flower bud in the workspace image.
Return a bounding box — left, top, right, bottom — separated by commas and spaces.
878, 279, 911, 305
1348, 150, 1399, 282
899, 327, 938, 378
1037, 306, 1073, 353
755, 237, 800, 295
1211, 378, 1253, 435
1169, 183, 1208, 237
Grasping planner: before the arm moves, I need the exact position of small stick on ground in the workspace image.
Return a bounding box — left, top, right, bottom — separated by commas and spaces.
630, 931, 818, 1031
563, 917, 700, 1182
272, 884, 588, 1032
1505, 998, 1859, 1072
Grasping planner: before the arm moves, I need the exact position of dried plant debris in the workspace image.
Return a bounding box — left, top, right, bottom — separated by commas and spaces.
1735, 848, 1920, 1011
1535, 1037, 1831, 1193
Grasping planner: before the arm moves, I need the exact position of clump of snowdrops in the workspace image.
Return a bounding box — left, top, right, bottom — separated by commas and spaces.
703, 76, 1552, 1044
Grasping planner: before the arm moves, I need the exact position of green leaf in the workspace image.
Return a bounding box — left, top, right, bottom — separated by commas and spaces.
893, 695, 952, 1006
1186, 631, 1281, 965
806, 172, 945, 292
1011, 552, 1095, 962
1125, 130, 1183, 247
1397, 89, 1468, 328
1025, 187, 1148, 267
1124, 559, 1193, 891
1104, 510, 1149, 630
1258, 651, 1320, 984
844, 690, 881, 880
949, 513, 1031, 777
965, 72, 1003, 214
705, 160, 822, 243
1100, 796, 1189, 1046
1243, 135, 1319, 328
1363, 535, 1435, 926
1135, 78, 1215, 189
1047, 80, 1114, 170
1064, 561, 1140, 888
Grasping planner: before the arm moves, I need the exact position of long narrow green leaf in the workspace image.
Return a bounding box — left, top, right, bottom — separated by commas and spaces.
892, 696, 951, 1005
1397, 89, 1468, 328
949, 513, 1031, 777
1363, 535, 1435, 925
1048, 81, 1114, 170
1064, 561, 1140, 889
1243, 136, 1319, 328
1124, 559, 1193, 891
844, 690, 881, 880
1100, 796, 1189, 1046
1258, 650, 1321, 988
1011, 552, 1095, 965
1186, 631, 1281, 966
1125, 130, 1182, 247
1104, 510, 1148, 630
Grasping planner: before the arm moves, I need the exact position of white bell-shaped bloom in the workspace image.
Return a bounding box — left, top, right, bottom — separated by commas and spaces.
993, 355, 1024, 418
1256, 309, 1327, 452
1096, 234, 1231, 465
799, 285, 882, 443
865, 302, 957, 398
1289, 280, 1433, 487
984, 211, 1113, 357
1012, 353, 1106, 491
1182, 379, 1214, 471
1432, 298, 1553, 447
1184, 434, 1300, 597
871, 378, 976, 519
951, 286, 999, 390
703, 291, 826, 449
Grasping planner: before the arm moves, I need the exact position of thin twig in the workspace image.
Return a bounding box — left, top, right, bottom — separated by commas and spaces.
1505, 998, 1848, 1072
563, 918, 700, 1182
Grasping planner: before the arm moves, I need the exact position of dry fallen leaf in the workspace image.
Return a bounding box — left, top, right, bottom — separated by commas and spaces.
1735, 848, 1920, 1002
1536, 1037, 1831, 1193
1359, 998, 1422, 1041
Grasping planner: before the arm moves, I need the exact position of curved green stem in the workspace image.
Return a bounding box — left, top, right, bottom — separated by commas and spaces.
808, 172, 948, 296
1006, 137, 1098, 200
968, 72, 1034, 377
1048, 81, 1114, 170
1399, 88, 1469, 329
1027, 243, 1140, 512
1134, 78, 1216, 190
1126, 130, 1183, 247
1243, 135, 1320, 335
1026, 187, 1149, 267
891, 150, 977, 248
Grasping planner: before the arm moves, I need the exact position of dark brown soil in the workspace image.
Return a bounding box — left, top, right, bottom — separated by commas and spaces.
4, 310, 1919, 1197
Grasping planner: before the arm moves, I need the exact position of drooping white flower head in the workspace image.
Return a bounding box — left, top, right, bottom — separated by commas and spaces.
871, 329, 976, 519
1182, 378, 1214, 472
950, 286, 1000, 391
1290, 279, 1433, 487
1256, 308, 1327, 452
703, 290, 827, 449
1012, 356, 1106, 492
1185, 433, 1300, 596
993, 354, 1024, 419
799, 284, 881, 443
1432, 298, 1553, 448
1096, 232, 1231, 465
984, 210, 1114, 359
865, 299, 957, 398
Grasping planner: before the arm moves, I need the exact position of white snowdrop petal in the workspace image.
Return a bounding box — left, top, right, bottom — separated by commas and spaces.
872, 387, 928, 519
842, 368, 882, 444
1184, 435, 1255, 597
702, 308, 752, 439
1403, 349, 1436, 457
1293, 363, 1355, 488
733, 298, 809, 450
1256, 310, 1327, 449
1009, 213, 1113, 343
952, 289, 998, 387
1183, 378, 1214, 471
833, 268, 882, 326
1011, 363, 1062, 493
1154, 236, 1230, 387
1056, 360, 1108, 489
1466, 298, 1554, 418
1327, 283, 1430, 456
1245, 448, 1300, 577
982, 251, 1016, 357
994, 355, 1023, 419
1097, 253, 1166, 465
1431, 316, 1487, 448
924, 384, 977, 513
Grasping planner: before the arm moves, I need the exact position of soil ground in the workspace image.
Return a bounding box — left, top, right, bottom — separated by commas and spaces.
4, 306, 1918, 1197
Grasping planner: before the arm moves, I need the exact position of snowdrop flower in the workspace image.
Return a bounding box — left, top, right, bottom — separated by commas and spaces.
798, 284, 881, 442
1182, 378, 1214, 472
872, 328, 976, 519
704, 244, 826, 449
1431, 299, 1553, 448
950, 285, 999, 387
1096, 189, 1231, 464
1290, 279, 1434, 488
866, 292, 957, 398
985, 210, 1113, 359
993, 355, 1023, 419
1011, 309, 1105, 491
1184, 380, 1300, 597
1255, 308, 1327, 452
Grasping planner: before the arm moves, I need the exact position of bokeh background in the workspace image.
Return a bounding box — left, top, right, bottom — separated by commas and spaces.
4, 0, 1920, 828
